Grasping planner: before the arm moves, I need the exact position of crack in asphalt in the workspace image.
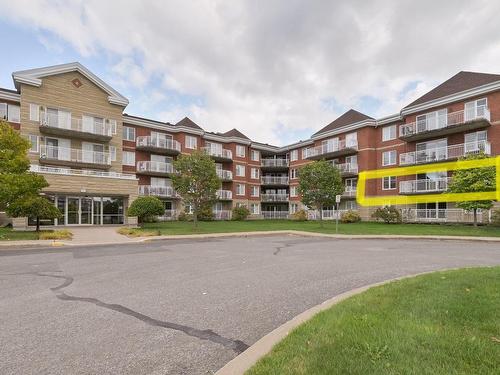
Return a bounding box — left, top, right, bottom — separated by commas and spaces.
273, 242, 293, 256
37, 273, 249, 354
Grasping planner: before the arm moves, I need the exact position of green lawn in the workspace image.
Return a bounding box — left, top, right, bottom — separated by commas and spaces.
141, 220, 500, 237
0, 227, 39, 241
248, 267, 500, 375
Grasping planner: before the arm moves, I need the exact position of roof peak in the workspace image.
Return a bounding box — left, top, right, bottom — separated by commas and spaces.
313, 109, 374, 136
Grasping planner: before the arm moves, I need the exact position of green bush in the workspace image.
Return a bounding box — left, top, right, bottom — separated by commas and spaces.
341, 210, 361, 223
178, 211, 193, 221
232, 206, 250, 221
197, 204, 215, 221
371, 206, 402, 224
291, 209, 307, 221
127, 196, 165, 224
491, 209, 500, 227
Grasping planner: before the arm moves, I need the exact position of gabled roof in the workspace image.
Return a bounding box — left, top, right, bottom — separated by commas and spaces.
12, 62, 129, 106
175, 117, 204, 130
404, 71, 500, 109
313, 109, 374, 136
221, 128, 250, 140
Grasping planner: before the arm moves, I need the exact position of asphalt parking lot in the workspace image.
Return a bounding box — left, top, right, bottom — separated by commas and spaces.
1, 235, 500, 374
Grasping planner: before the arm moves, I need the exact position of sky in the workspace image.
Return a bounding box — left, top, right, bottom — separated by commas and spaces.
1, 1, 500, 145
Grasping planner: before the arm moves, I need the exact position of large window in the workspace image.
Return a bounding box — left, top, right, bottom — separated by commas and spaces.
122, 151, 135, 166
236, 145, 245, 157
236, 184, 245, 196
382, 125, 396, 141
236, 164, 245, 177
123, 126, 136, 141
102, 197, 124, 224
186, 135, 197, 149
251, 186, 259, 197
28, 135, 39, 153
6, 104, 20, 123
250, 150, 260, 161
382, 150, 397, 166
251, 167, 259, 179
290, 149, 298, 161
382, 176, 397, 190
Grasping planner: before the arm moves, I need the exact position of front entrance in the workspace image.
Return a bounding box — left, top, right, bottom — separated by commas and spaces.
67, 197, 95, 225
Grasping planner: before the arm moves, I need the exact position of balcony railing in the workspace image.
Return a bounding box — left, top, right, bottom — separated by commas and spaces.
399, 141, 491, 165
39, 145, 111, 166
202, 146, 232, 160
136, 136, 181, 153
138, 185, 178, 198
304, 139, 358, 159
213, 210, 232, 220
399, 177, 451, 194
336, 163, 358, 175
30, 164, 136, 180
261, 159, 289, 168
403, 209, 484, 223
307, 210, 349, 220
216, 169, 233, 180
261, 176, 289, 185
262, 211, 289, 219
136, 161, 174, 174
261, 193, 289, 202
40, 113, 113, 137
157, 210, 177, 221
399, 107, 490, 137
342, 187, 357, 197
216, 189, 233, 200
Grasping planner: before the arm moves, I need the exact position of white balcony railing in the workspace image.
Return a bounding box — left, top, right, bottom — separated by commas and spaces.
213, 210, 232, 220
136, 161, 174, 174
202, 146, 232, 160
399, 107, 490, 137
136, 136, 181, 152
336, 163, 358, 174
261, 193, 289, 202
157, 210, 177, 221
261, 159, 289, 167
304, 139, 358, 159
399, 177, 452, 194
342, 187, 357, 197
216, 169, 233, 180
307, 210, 349, 220
261, 176, 289, 185
216, 189, 233, 200
138, 185, 178, 198
39, 145, 111, 165
404, 209, 484, 223
399, 141, 491, 165
262, 211, 289, 219
30, 164, 136, 180
40, 113, 113, 137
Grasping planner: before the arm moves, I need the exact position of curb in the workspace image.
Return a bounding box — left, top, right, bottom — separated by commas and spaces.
215, 269, 456, 375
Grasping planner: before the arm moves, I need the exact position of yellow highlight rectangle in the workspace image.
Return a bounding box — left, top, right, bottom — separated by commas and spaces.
357, 156, 500, 207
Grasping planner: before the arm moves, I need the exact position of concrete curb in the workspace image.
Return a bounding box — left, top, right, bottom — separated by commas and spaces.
215, 269, 456, 375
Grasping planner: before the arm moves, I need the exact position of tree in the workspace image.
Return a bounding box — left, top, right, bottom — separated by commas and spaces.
298, 160, 344, 225
7, 196, 62, 232
172, 151, 221, 227
127, 196, 165, 224
447, 152, 496, 226
0, 120, 49, 210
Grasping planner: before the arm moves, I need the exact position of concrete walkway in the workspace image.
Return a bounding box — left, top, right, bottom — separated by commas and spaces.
65, 226, 139, 245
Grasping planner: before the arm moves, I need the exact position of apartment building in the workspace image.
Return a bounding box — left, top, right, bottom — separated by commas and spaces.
1, 63, 499, 228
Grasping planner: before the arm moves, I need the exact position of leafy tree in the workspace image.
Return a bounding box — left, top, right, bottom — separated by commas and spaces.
447, 152, 496, 226
298, 160, 344, 225
127, 196, 165, 224
0, 120, 48, 210
172, 151, 221, 227
7, 196, 62, 232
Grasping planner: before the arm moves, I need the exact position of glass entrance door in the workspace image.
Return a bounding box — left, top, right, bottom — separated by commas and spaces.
80, 198, 93, 224
66, 197, 94, 225
67, 197, 80, 225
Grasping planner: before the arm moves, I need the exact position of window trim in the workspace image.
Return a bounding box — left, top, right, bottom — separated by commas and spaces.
382, 124, 396, 142
186, 135, 197, 149
382, 176, 397, 190
122, 151, 136, 166
382, 150, 397, 166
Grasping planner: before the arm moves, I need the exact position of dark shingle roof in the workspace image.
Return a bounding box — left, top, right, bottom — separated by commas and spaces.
175, 117, 204, 130
313, 109, 374, 136
404, 71, 500, 109
221, 128, 250, 139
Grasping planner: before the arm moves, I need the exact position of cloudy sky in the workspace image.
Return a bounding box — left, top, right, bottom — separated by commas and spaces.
1, 0, 500, 145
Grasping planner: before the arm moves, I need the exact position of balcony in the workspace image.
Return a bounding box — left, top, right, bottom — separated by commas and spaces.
260, 158, 289, 170
213, 210, 232, 220
39, 145, 111, 169
30, 164, 136, 180
399, 177, 451, 195
399, 141, 491, 166
336, 163, 358, 176
403, 209, 484, 223
342, 187, 357, 198
216, 169, 233, 181
304, 139, 358, 160
136, 161, 175, 176
39, 114, 113, 142
262, 211, 289, 219
216, 189, 233, 200
261, 193, 289, 202
307, 210, 349, 220
136, 136, 181, 155
399, 107, 491, 141
261, 176, 289, 186
202, 147, 232, 162
138, 185, 179, 198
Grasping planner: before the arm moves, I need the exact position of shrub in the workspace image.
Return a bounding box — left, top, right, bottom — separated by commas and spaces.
232, 206, 250, 221
371, 206, 402, 224
178, 211, 193, 221
128, 196, 165, 224
291, 209, 307, 221
341, 210, 361, 223
197, 204, 215, 221
491, 208, 500, 227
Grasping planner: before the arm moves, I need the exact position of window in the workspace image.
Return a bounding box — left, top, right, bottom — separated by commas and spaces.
236, 164, 246, 177
7, 104, 20, 123
290, 203, 298, 214
290, 186, 298, 197
186, 135, 197, 149
345, 200, 357, 210
382, 125, 396, 141
123, 126, 136, 141
250, 203, 260, 214
251, 186, 259, 197
465, 130, 488, 152
0, 103, 6, 120
302, 147, 309, 159
236, 183, 245, 196
251, 167, 259, 179
108, 119, 117, 135
28, 135, 39, 153
290, 149, 298, 161
416, 109, 447, 132
465, 98, 488, 121
382, 150, 397, 166
122, 151, 135, 166
236, 145, 245, 157
345, 132, 357, 148
290, 168, 298, 179
109, 146, 117, 162
236, 202, 246, 208
251, 150, 260, 161
29, 104, 40, 122
382, 176, 396, 190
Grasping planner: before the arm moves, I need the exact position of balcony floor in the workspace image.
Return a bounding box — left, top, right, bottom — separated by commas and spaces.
399, 118, 490, 142
307, 147, 358, 160
39, 158, 111, 170
39, 126, 112, 142
135, 145, 181, 156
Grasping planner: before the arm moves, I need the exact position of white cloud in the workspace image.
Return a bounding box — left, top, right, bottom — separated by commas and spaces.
1, 0, 500, 144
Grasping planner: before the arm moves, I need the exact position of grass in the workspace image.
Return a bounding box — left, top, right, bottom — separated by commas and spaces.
248, 267, 500, 375
139, 220, 500, 237
0, 227, 72, 241
38, 229, 73, 240
117, 227, 160, 238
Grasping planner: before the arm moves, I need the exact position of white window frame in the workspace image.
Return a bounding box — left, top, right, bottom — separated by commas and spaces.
250, 203, 260, 214
236, 164, 246, 177
123, 126, 136, 141
7, 104, 20, 123
28, 135, 39, 153
236, 183, 246, 196
382, 176, 396, 190
251, 186, 259, 197
236, 145, 245, 158
250, 150, 260, 161
290, 186, 298, 197
0, 103, 6, 120
122, 151, 135, 166
109, 146, 117, 162
382, 150, 397, 166
186, 135, 197, 149
382, 125, 396, 141
290, 149, 298, 161
251, 167, 259, 179
465, 98, 488, 121
29, 104, 40, 122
